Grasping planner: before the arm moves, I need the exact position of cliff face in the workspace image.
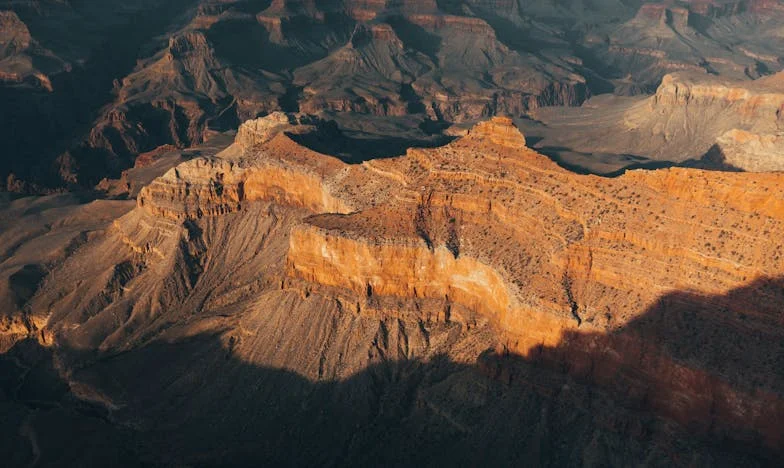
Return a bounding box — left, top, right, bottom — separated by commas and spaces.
705, 129, 784, 172
7, 0, 784, 190
6, 114, 782, 464
275, 118, 784, 451
651, 72, 784, 112
594, 0, 784, 94
627, 72, 784, 161
523, 70, 784, 173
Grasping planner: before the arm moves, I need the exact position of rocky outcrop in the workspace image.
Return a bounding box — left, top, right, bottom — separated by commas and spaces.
524, 70, 784, 172
136, 113, 354, 219
627, 71, 784, 158
704, 129, 784, 172
137, 156, 352, 220
651, 72, 784, 111
18, 116, 784, 461
233, 112, 331, 149
464, 116, 527, 147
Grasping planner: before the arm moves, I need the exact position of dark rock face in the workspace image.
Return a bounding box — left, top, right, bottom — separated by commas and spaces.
0, 0, 201, 190
3, 0, 784, 189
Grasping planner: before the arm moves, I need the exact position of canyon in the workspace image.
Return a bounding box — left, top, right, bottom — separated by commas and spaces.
3, 0, 784, 189
1, 114, 782, 465
3, 1, 784, 466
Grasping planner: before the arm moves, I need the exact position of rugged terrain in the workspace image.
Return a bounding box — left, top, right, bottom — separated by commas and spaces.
4, 0, 784, 189
3, 1, 784, 465
521, 71, 784, 174
1, 115, 783, 465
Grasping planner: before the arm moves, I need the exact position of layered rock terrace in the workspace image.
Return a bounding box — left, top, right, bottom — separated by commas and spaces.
129, 114, 784, 453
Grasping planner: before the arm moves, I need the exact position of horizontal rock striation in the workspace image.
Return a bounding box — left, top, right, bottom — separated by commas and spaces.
289, 119, 784, 453
10, 115, 784, 463
44, 114, 784, 454
525, 70, 784, 171
651, 72, 784, 113
137, 117, 354, 219
704, 129, 784, 172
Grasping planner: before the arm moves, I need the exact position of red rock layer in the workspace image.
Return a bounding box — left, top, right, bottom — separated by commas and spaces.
130, 115, 784, 453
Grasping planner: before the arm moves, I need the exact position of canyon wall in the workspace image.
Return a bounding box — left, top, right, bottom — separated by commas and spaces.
7, 0, 784, 190
4, 114, 783, 464
25, 114, 784, 456
525, 70, 784, 171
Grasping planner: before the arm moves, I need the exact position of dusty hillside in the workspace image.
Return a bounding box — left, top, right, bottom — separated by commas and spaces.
522, 71, 784, 174
1, 115, 782, 465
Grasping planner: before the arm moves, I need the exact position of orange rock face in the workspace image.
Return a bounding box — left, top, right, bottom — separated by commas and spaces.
125, 115, 784, 453
12, 114, 782, 463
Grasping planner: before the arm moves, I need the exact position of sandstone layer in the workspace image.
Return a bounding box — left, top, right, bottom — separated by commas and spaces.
2, 114, 782, 465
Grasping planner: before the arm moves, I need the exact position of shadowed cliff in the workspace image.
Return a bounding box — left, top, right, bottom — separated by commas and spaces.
522, 276, 784, 459
2, 276, 783, 466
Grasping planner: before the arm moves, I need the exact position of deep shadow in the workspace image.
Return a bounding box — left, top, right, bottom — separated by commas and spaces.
531, 138, 755, 177
387, 16, 443, 64
682, 144, 746, 172
2, 277, 784, 465
0, 339, 142, 467
524, 135, 544, 147
519, 276, 784, 460
0, 0, 201, 189
287, 129, 456, 163
613, 277, 784, 391
534, 145, 678, 177
8, 264, 47, 308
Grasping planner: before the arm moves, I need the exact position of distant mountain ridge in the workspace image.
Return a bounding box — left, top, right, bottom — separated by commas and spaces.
2, 0, 784, 189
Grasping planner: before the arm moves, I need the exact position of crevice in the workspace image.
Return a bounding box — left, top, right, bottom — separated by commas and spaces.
415, 190, 435, 251
445, 208, 460, 258
562, 271, 582, 327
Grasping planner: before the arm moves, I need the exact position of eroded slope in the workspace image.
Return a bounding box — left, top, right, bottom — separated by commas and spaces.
525, 71, 784, 173
2, 115, 782, 464
9, 0, 784, 190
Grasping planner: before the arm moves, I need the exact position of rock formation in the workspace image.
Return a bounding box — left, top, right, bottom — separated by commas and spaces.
523, 70, 784, 174
595, 0, 784, 93
705, 129, 784, 172
5, 0, 784, 190
3, 114, 783, 464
